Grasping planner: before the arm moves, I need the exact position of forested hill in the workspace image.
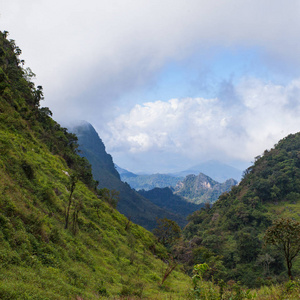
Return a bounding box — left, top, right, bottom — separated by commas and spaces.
69, 121, 188, 230
138, 187, 204, 217
0, 31, 190, 298
183, 133, 300, 287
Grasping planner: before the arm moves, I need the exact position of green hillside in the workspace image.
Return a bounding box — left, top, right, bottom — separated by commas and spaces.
0, 31, 191, 299
138, 187, 204, 218
183, 133, 300, 287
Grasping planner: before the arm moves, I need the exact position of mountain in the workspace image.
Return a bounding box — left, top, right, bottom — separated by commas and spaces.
117, 167, 183, 191
138, 187, 204, 217
173, 160, 243, 182
0, 31, 190, 298
174, 173, 237, 204
69, 121, 188, 229
115, 164, 137, 178
183, 133, 300, 287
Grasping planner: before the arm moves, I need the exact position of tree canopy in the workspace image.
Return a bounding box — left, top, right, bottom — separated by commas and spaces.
264, 218, 300, 279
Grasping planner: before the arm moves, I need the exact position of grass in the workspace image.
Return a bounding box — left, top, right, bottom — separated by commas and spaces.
0, 122, 192, 299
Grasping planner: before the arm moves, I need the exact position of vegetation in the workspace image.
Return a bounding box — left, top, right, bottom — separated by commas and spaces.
0, 31, 191, 299
182, 133, 300, 287
139, 187, 204, 220
2, 29, 300, 299
189, 263, 300, 300
153, 218, 181, 249
264, 218, 300, 279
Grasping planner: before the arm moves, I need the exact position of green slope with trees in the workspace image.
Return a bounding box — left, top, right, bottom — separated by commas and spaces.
138, 187, 204, 218
182, 133, 300, 287
0, 31, 191, 299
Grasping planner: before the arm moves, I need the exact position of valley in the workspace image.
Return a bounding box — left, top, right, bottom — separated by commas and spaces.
1, 30, 300, 299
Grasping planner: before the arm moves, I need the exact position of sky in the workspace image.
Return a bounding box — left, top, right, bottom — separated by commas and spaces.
1, 0, 300, 173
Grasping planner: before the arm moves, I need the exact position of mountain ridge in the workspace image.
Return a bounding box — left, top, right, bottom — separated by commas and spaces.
69, 121, 190, 229
174, 172, 238, 204
172, 160, 243, 182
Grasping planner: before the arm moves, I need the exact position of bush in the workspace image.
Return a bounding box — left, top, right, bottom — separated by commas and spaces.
21, 160, 34, 180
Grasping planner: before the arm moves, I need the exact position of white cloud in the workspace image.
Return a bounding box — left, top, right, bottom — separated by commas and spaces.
105, 78, 300, 167
1, 0, 300, 124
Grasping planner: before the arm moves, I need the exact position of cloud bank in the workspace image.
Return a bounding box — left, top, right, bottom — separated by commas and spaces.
1, 0, 300, 123
105, 78, 300, 171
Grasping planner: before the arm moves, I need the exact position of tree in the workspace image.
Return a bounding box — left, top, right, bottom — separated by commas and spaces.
256, 253, 274, 275
71, 199, 83, 235
98, 188, 119, 209
153, 218, 181, 248
264, 218, 300, 279
65, 173, 78, 229
161, 257, 177, 285
33, 85, 44, 107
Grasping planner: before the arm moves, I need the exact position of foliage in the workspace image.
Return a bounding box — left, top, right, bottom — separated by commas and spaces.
139, 187, 204, 220
190, 263, 257, 300
264, 218, 300, 279
183, 132, 300, 287
98, 187, 120, 209
153, 218, 181, 249
65, 173, 78, 229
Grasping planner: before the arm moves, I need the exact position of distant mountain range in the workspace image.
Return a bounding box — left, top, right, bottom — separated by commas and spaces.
118, 165, 237, 204
173, 173, 237, 204
116, 165, 184, 191
68, 122, 239, 228
172, 160, 243, 182
117, 160, 242, 192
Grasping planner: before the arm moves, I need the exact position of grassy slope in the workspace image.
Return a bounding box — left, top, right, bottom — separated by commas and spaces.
0, 32, 191, 299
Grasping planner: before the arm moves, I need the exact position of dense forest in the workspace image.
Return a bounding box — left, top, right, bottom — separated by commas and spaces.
182, 133, 300, 286
1, 30, 300, 299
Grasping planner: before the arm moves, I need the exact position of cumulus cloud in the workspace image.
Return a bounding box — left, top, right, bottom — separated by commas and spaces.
105, 78, 300, 169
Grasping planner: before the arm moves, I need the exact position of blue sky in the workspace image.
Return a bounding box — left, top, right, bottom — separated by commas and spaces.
1, 0, 300, 173
128, 47, 266, 101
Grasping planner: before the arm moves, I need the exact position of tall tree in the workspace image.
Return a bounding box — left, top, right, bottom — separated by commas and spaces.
264, 218, 300, 279
153, 218, 181, 249
65, 173, 78, 229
